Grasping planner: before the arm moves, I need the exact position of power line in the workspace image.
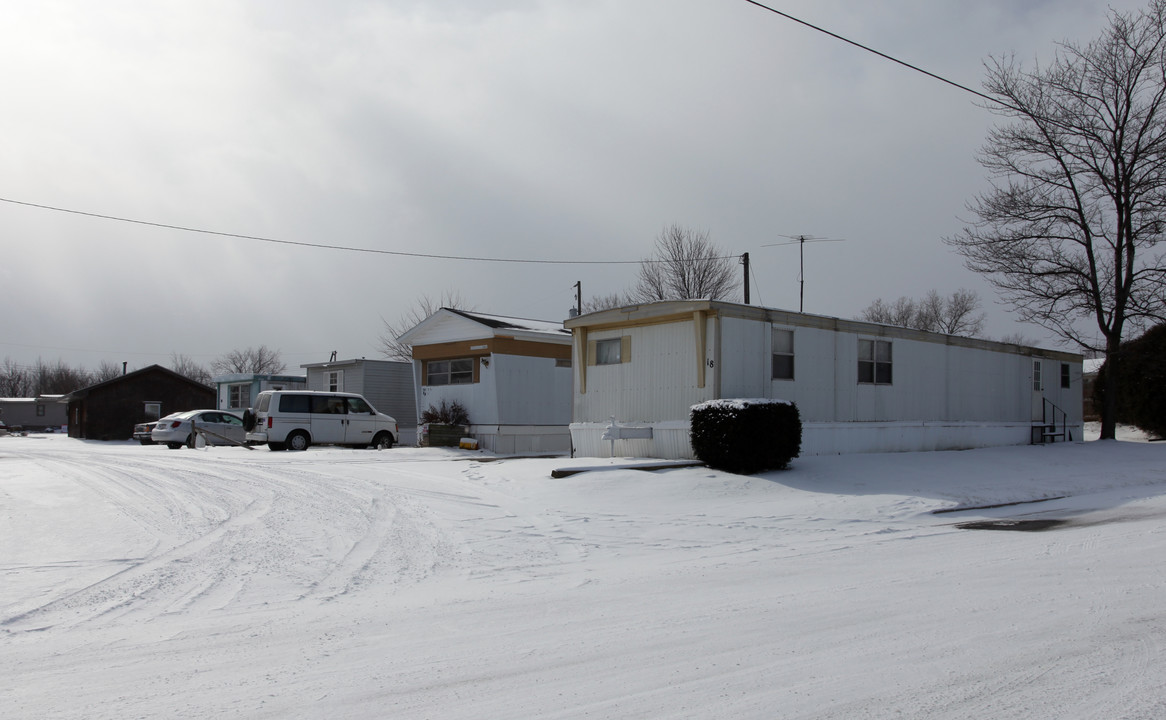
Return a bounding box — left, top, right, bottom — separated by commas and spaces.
0, 196, 675, 266
742, 0, 1000, 106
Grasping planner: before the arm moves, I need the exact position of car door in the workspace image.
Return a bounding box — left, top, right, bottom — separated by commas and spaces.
217, 413, 246, 444
309, 395, 347, 445
343, 396, 379, 446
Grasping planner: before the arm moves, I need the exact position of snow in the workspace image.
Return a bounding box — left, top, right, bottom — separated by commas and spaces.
3, 431, 1166, 719
692, 397, 793, 410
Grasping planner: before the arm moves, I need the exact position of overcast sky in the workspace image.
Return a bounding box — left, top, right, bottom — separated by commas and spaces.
0, 0, 1149, 374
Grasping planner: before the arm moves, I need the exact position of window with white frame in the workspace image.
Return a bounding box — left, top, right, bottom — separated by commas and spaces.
426, 358, 474, 386
1033, 360, 1043, 391
772, 327, 794, 380
229, 384, 250, 409
144, 402, 162, 420
325, 370, 343, 392
858, 339, 892, 385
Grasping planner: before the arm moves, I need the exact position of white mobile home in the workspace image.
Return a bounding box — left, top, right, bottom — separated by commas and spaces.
565, 299, 1083, 458
397, 308, 573, 453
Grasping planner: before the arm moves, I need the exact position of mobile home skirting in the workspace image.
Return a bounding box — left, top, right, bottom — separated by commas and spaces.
570, 420, 1085, 459
465, 424, 572, 454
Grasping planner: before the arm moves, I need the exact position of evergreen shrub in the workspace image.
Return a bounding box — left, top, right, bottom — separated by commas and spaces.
1094, 323, 1166, 438
690, 398, 801, 474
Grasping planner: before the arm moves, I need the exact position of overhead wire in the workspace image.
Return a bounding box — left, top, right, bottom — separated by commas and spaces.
741, 0, 1003, 107
0, 196, 740, 266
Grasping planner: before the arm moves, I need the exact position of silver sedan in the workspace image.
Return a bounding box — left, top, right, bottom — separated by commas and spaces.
151, 410, 246, 449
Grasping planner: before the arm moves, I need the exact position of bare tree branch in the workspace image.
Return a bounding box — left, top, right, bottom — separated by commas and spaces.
945, 1, 1166, 437
379, 290, 474, 362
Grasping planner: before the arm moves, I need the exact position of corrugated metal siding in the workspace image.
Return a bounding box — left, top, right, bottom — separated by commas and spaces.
494, 355, 572, 425
575, 319, 716, 424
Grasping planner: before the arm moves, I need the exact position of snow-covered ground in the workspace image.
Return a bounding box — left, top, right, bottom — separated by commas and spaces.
2, 431, 1165, 719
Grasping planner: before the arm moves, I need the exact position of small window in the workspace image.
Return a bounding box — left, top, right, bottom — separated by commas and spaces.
144, 402, 162, 420
426, 358, 474, 386
1033, 360, 1043, 391
596, 338, 622, 365
36, 404, 46, 417
858, 339, 892, 385
555, 357, 572, 368
229, 384, 250, 408
772, 328, 794, 380
326, 370, 343, 392
1061, 363, 1071, 389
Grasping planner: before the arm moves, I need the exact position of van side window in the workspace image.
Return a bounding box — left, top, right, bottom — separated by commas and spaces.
312, 396, 347, 414
279, 395, 312, 413
347, 397, 373, 414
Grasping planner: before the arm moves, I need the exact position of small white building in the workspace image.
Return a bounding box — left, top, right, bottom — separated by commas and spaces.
397, 308, 573, 453
565, 299, 1084, 458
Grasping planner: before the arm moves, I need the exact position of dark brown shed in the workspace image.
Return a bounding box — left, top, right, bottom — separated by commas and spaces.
63, 364, 215, 441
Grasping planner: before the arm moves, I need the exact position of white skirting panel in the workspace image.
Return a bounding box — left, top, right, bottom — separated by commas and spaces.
467, 425, 572, 455
570, 421, 1084, 459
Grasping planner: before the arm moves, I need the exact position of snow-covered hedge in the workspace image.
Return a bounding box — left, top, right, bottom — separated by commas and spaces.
690, 398, 801, 474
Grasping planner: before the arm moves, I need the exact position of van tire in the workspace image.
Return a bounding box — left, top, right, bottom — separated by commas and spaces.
243, 410, 256, 432
287, 431, 311, 451
267, 442, 286, 451
372, 432, 394, 450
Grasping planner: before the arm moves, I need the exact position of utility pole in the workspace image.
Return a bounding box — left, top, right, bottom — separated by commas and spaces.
741, 253, 750, 305
798, 237, 805, 313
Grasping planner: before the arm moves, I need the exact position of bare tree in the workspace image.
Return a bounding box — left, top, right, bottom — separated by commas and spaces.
945, 1, 1166, 438
860, 296, 921, 329
92, 360, 124, 384
630, 225, 740, 303
32, 358, 90, 395
0, 358, 32, 397
170, 353, 212, 385
210, 346, 285, 376
581, 291, 634, 314
859, 289, 986, 337
380, 290, 474, 361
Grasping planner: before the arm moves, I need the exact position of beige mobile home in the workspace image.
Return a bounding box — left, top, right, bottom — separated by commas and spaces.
397, 308, 573, 453
565, 299, 1083, 458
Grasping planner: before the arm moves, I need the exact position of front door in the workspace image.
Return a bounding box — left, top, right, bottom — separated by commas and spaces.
1031, 359, 1045, 422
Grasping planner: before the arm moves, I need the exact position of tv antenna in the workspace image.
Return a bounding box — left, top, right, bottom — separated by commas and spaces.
762, 234, 847, 312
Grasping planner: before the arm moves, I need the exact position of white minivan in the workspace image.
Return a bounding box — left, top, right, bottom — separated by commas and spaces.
244, 390, 398, 451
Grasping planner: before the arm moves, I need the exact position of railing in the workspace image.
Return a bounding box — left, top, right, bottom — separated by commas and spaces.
1033, 398, 1071, 444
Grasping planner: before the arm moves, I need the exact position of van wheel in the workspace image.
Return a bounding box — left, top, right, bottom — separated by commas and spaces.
287, 431, 311, 451
267, 442, 286, 451
372, 432, 394, 450
242, 409, 256, 432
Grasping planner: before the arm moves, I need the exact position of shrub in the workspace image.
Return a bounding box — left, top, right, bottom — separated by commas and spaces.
1094, 323, 1166, 438
690, 398, 801, 474
421, 399, 470, 426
